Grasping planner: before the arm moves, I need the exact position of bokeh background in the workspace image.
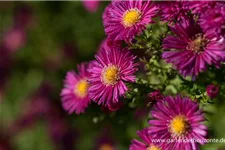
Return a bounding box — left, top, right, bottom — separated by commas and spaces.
1, 1, 225, 150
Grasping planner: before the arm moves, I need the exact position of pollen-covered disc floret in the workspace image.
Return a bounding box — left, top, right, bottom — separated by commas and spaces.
122, 8, 142, 28
162, 18, 225, 79
187, 33, 208, 53
103, 0, 158, 42
149, 95, 208, 150
88, 43, 138, 107
74, 79, 89, 98
60, 63, 91, 114
101, 65, 120, 85
169, 115, 189, 137
129, 128, 164, 150
146, 145, 161, 150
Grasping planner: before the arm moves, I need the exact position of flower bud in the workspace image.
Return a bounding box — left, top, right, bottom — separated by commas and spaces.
206, 84, 220, 99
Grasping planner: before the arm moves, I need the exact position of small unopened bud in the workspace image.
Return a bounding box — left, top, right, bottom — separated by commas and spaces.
147, 90, 164, 106
206, 84, 220, 99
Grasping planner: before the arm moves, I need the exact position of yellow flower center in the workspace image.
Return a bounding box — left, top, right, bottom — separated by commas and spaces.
74, 79, 89, 98
146, 144, 161, 150
188, 34, 207, 53
169, 115, 189, 137
102, 65, 120, 85
99, 144, 114, 150
122, 8, 142, 27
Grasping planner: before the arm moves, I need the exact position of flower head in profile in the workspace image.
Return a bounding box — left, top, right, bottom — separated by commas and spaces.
103, 0, 158, 42
61, 63, 91, 114
159, 1, 189, 23
198, 2, 225, 38
149, 95, 208, 150
88, 44, 138, 107
130, 128, 164, 150
162, 18, 225, 79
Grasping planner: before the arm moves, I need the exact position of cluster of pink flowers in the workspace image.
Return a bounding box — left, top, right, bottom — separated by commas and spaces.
61, 41, 138, 114
60, 1, 224, 149
61, 0, 224, 112
61, 0, 158, 115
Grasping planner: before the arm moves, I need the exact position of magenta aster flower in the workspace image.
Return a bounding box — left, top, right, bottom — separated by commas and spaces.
83, 0, 100, 13
206, 84, 220, 99
130, 128, 164, 150
3, 27, 26, 53
159, 1, 189, 22
188, 1, 217, 14
162, 18, 225, 79
88, 44, 138, 106
61, 63, 91, 114
198, 2, 225, 38
149, 95, 208, 150
103, 0, 158, 42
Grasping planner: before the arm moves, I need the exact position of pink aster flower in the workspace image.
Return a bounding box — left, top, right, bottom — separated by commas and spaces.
88, 44, 138, 107
3, 27, 26, 53
83, 0, 100, 13
159, 1, 189, 22
149, 95, 208, 150
188, 1, 218, 14
198, 2, 225, 38
103, 0, 158, 42
130, 128, 164, 150
60, 63, 91, 114
162, 18, 225, 79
